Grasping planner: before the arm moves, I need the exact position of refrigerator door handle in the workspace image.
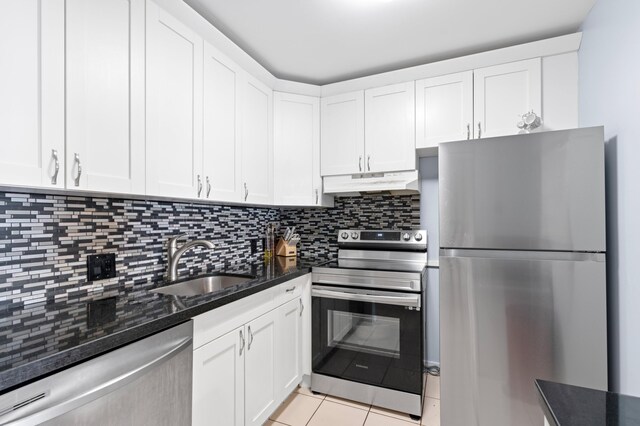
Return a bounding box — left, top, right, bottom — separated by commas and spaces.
440, 249, 605, 262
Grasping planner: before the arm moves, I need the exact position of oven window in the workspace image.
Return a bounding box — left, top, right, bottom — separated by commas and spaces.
327, 311, 400, 359
312, 293, 423, 395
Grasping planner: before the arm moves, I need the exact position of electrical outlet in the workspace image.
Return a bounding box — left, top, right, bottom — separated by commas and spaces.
87, 254, 117, 281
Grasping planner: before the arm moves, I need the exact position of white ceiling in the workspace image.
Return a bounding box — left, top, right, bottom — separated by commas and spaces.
184, 0, 597, 85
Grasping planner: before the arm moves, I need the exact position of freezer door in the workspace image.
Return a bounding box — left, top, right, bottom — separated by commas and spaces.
440, 249, 607, 426
439, 127, 606, 251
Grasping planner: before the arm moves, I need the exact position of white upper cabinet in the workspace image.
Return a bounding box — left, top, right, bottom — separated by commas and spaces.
66, 0, 145, 194
474, 58, 542, 139
274, 92, 332, 207
0, 0, 64, 188
364, 82, 416, 173
146, 0, 203, 199
203, 42, 242, 202
416, 71, 473, 151
241, 76, 273, 205
320, 91, 365, 176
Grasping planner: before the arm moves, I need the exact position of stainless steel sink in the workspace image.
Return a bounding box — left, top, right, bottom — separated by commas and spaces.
151, 274, 255, 297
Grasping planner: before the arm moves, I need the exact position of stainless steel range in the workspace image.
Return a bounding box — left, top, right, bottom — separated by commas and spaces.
311, 229, 427, 418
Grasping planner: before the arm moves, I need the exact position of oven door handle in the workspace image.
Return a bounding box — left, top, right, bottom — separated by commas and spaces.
311, 288, 421, 309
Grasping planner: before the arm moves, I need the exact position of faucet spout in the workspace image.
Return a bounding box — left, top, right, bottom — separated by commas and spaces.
167, 238, 215, 282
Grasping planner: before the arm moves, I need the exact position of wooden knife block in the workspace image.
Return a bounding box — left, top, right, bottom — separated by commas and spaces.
276, 239, 297, 257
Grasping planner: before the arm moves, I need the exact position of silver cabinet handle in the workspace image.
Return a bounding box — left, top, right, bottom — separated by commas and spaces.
315, 189, 319, 204
197, 175, 202, 197
477, 122, 482, 139
206, 176, 211, 198
51, 149, 59, 185
285, 286, 295, 293
244, 183, 248, 201
239, 329, 245, 356
467, 123, 471, 140
247, 325, 254, 350
299, 298, 304, 317
358, 156, 362, 172
73, 153, 82, 187
367, 155, 371, 171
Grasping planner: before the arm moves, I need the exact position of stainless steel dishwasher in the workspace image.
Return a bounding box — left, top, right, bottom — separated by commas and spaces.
0, 321, 193, 426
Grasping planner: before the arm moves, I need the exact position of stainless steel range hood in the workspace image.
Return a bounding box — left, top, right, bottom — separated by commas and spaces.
323, 170, 420, 196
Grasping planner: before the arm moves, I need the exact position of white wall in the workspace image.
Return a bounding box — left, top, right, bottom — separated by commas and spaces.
420, 157, 440, 366
579, 0, 640, 396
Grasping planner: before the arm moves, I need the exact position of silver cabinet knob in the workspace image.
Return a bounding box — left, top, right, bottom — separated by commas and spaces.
73, 153, 82, 187
239, 329, 245, 356
247, 325, 254, 350
206, 176, 211, 198
51, 149, 59, 185
197, 175, 202, 197
299, 298, 304, 317
244, 183, 248, 201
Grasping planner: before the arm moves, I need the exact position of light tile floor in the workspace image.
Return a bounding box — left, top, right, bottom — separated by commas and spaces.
266, 374, 440, 426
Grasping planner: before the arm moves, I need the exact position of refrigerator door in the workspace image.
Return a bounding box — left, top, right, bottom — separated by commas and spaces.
440, 249, 607, 426
439, 127, 606, 252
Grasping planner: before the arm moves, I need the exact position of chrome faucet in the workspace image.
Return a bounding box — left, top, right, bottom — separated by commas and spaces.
167, 234, 215, 282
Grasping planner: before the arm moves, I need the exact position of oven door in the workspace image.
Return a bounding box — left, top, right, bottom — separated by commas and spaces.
311, 285, 423, 395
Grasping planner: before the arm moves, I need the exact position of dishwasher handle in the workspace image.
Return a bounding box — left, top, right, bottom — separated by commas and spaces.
0, 323, 193, 426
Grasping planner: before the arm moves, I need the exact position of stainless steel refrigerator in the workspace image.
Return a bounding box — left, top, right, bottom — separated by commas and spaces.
439, 127, 608, 426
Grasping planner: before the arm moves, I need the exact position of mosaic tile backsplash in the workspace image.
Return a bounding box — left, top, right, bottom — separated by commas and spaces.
0, 191, 420, 309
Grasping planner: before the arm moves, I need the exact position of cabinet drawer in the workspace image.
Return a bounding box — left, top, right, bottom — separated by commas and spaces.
274, 274, 308, 305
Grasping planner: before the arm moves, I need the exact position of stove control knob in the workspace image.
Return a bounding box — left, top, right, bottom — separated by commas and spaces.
414, 233, 423, 241
351, 232, 359, 240
341, 232, 349, 239
402, 232, 411, 241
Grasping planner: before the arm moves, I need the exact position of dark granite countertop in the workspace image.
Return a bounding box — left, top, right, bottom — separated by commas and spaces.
536, 380, 640, 426
0, 257, 329, 394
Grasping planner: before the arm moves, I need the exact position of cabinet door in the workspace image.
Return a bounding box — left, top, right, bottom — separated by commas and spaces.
203, 42, 242, 202
320, 91, 365, 176
364, 82, 416, 173
241, 76, 273, 204
273, 92, 317, 206
66, 0, 145, 194
0, 0, 64, 188
416, 71, 473, 150
474, 58, 542, 139
193, 326, 245, 426
275, 298, 302, 402
146, 1, 203, 199
245, 310, 277, 426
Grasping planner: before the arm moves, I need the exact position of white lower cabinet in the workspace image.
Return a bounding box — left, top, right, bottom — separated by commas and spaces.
275, 298, 303, 401
193, 326, 245, 426
192, 276, 309, 426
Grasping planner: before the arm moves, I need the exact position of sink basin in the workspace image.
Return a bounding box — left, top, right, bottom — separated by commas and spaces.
151, 274, 255, 297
